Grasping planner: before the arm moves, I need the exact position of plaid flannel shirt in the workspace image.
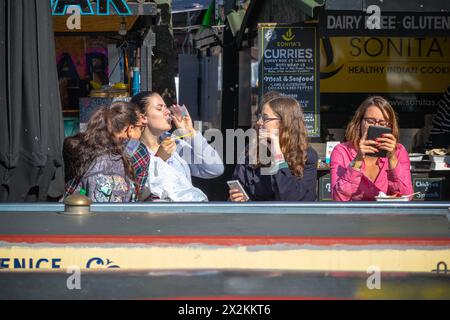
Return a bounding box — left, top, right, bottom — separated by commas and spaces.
128, 140, 151, 190
64, 178, 79, 197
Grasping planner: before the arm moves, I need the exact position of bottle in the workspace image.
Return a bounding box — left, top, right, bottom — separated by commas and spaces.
132, 67, 140, 96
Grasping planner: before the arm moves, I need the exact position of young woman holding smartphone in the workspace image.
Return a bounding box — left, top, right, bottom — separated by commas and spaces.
330, 96, 413, 201
229, 94, 318, 202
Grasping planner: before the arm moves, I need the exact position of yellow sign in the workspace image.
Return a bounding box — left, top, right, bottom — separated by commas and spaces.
1, 244, 449, 273
320, 37, 450, 93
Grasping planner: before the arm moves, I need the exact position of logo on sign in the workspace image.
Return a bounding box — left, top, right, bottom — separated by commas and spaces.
0, 257, 121, 270
86, 257, 120, 269
282, 28, 295, 42
264, 29, 276, 42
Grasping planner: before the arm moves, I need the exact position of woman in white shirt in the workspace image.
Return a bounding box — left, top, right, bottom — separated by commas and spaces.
130, 91, 224, 201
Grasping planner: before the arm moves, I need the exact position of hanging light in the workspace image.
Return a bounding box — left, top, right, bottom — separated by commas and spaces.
118, 17, 127, 36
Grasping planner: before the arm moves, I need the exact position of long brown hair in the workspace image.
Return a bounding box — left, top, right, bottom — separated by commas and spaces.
345, 96, 399, 149
257, 96, 309, 177
67, 101, 140, 191
256, 91, 282, 117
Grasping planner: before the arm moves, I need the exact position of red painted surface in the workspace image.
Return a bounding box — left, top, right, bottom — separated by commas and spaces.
1, 235, 450, 246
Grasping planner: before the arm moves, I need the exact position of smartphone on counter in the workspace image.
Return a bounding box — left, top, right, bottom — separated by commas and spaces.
227, 180, 250, 201
366, 125, 392, 157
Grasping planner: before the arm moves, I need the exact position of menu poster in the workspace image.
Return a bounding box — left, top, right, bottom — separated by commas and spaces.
258, 24, 320, 137
412, 177, 445, 201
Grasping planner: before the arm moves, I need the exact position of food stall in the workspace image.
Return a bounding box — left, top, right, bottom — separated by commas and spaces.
216, 0, 450, 200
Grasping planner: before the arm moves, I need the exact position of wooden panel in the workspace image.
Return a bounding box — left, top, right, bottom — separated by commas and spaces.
53, 16, 139, 33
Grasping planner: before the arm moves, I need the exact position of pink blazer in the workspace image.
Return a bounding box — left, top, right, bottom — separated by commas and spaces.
330, 142, 414, 201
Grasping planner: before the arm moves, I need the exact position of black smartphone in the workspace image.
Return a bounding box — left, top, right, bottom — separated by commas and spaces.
366, 125, 392, 158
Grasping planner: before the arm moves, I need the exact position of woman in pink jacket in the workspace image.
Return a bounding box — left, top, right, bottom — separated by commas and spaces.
330, 96, 413, 201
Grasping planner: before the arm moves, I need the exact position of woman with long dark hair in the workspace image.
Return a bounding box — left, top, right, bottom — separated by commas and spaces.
230, 94, 318, 201
64, 101, 145, 202
330, 96, 413, 201
130, 91, 224, 201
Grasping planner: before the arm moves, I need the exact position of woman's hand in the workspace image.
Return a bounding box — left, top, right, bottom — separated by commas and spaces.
375, 133, 397, 159
357, 137, 379, 160
155, 137, 177, 161
376, 133, 398, 169
258, 130, 282, 155
170, 104, 196, 138
229, 188, 248, 202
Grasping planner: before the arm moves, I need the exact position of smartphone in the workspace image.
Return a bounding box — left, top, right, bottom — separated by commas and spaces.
366, 125, 392, 158
227, 180, 250, 201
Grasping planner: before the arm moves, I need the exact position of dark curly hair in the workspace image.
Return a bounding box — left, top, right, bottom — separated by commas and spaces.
65, 101, 141, 193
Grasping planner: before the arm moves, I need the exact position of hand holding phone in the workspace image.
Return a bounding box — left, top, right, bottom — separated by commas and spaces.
227, 180, 250, 202
366, 126, 392, 157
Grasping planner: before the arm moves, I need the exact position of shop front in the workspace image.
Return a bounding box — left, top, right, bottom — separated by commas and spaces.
230, 0, 450, 201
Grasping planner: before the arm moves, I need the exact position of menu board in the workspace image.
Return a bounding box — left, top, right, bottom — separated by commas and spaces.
412, 177, 445, 201
319, 174, 332, 201
258, 24, 320, 137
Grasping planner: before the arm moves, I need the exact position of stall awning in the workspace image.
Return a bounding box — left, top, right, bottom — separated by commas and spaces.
296, 0, 325, 18
228, 0, 325, 36
325, 0, 450, 12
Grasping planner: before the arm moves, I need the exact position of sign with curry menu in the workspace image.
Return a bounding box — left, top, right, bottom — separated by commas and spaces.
258, 24, 320, 137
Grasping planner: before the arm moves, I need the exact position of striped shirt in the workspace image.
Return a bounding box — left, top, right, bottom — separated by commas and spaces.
427, 86, 450, 148
431, 86, 450, 133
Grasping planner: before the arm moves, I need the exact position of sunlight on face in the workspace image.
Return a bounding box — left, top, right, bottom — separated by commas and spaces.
257, 103, 280, 134
361, 105, 390, 138
144, 94, 172, 134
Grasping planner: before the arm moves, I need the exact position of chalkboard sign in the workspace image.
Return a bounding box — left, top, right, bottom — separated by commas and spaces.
319, 174, 332, 201
258, 24, 320, 137
412, 177, 445, 201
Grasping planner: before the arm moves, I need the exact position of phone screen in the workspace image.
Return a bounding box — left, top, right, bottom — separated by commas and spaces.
366, 126, 392, 157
